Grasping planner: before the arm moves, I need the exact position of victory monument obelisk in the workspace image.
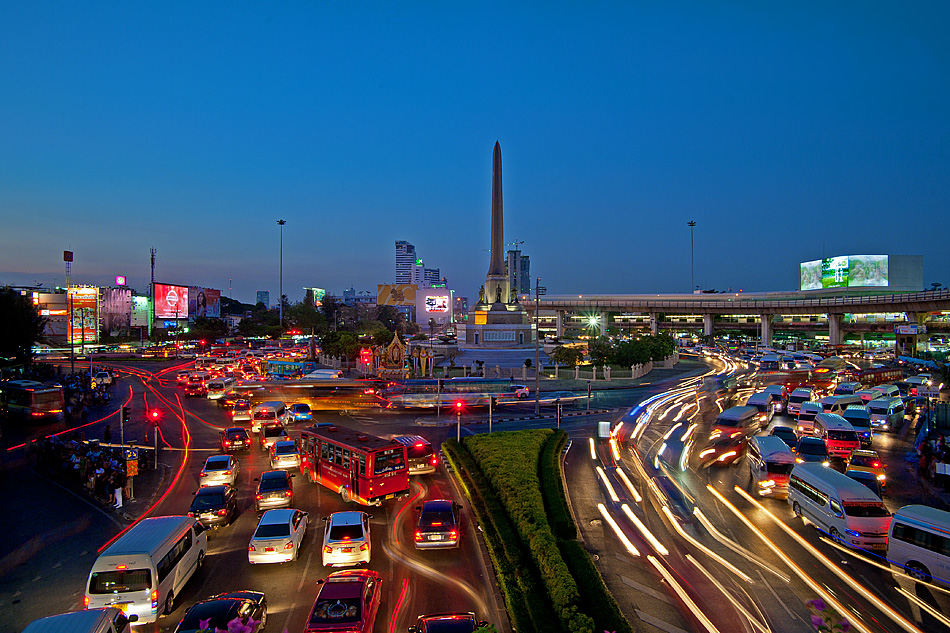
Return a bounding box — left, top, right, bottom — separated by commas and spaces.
462, 141, 534, 349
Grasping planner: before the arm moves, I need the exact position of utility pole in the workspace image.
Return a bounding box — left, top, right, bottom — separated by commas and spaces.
277, 220, 286, 329
535, 277, 546, 415
149, 248, 156, 340
688, 221, 696, 293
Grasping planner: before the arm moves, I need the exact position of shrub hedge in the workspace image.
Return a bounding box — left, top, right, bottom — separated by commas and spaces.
539, 431, 576, 540
464, 430, 595, 633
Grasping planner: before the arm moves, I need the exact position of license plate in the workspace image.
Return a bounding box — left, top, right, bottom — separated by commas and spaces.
385, 493, 395, 500
265, 547, 275, 552
430, 534, 442, 541
115, 603, 128, 612
341, 547, 352, 553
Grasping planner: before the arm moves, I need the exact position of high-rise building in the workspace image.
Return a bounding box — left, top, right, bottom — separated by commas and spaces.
395, 241, 418, 284
256, 290, 270, 308
506, 250, 531, 297
424, 268, 442, 287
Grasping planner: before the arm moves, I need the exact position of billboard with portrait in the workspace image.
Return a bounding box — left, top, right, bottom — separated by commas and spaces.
800, 256, 889, 290
101, 288, 132, 333
67, 287, 99, 344
424, 295, 449, 313
154, 283, 188, 319
189, 287, 221, 318
377, 284, 417, 306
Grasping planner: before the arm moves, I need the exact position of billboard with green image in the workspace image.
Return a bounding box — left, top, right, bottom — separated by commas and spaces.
800, 255, 888, 290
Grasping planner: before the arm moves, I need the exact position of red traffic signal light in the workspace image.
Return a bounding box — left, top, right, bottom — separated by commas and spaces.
150, 409, 161, 421
454, 401, 464, 411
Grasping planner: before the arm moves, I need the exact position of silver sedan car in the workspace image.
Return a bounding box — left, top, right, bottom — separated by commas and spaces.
199, 454, 239, 487
322, 511, 372, 567
270, 440, 301, 471
248, 508, 309, 564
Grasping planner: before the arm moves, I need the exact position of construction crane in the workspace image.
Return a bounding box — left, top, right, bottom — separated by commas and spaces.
507, 239, 525, 249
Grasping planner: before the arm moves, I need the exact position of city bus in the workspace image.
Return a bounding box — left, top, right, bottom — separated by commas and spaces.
0, 380, 65, 421
839, 366, 903, 387
229, 378, 383, 411
299, 425, 410, 505
380, 378, 529, 409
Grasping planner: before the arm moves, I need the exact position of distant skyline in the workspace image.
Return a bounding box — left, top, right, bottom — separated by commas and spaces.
2, 2, 948, 304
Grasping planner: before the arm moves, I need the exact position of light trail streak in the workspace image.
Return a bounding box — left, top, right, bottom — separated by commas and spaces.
662, 423, 683, 442
894, 586, 950, 629
645, 555, 721, 633
621, 504, 668, 555
660, 507, 751, 583
692, 508, 790, 582
615, 467, 642, 503
597, 503, 639, 556
595, 466, 620, 502
706, 486, 874, 633
686, 554, 769, 633
588, 437, 596, 460
388, 578, 411, 633
733, 486, 926, 633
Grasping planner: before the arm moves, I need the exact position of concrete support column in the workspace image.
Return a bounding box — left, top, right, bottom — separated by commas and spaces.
703, 314, 714, 337
760, 314, 773, 348
599, 312, 608, 337
555, 311, 564, 337
649, 312, 659, 336
828, 313, 844, 346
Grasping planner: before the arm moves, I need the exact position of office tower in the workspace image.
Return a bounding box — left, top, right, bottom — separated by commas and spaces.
256, 290, 270, 307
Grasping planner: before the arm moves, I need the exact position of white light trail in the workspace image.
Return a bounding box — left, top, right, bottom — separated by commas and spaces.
622, 504, 669, 555
597, 503, 639, 556
595, 466, 620, 502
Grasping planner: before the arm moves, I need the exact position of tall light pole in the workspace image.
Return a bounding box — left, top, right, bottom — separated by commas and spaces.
688, 220, 696, 293
277, 219, 286, 328
534, 277, 546, 415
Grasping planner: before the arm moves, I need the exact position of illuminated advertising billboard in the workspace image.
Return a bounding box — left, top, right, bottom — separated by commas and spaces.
189, 287, 221, 318
67, 287, 99, 344
377, 284, 417, 306
154, 283, 188, 319
800, 256, 889, 291
425, 295, 449, 313
101, 288, 132, 332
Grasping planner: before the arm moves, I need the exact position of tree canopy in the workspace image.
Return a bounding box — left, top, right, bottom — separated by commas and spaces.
0, 287, 45, 368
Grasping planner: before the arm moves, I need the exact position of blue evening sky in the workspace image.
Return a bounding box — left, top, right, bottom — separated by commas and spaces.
1, 2, 947, 304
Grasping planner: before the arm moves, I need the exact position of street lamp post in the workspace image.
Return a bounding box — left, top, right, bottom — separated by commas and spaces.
277, 219, 286, 328
534, 277, 546, 415
688, 220, 696, 293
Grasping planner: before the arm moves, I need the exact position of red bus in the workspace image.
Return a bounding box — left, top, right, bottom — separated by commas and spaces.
299, 425, 410, 506
839, 367, 903, 387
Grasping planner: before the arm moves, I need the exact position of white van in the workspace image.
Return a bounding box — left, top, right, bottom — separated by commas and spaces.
796, 402, 824, 437
787, 388, 814, 416
788, 463, 890, 552
819, 395, 863, 416
833, 382, 863, 396
812, 413, 860, 458
841, 405, 873, 446
189, 371, 212, 385
870, 384, 901, 400
206, 378, 235, 400
762, 384, 787, 413
84, 516, 207, 623
748, 435, 796, 499
745, 393, 775, 427
304, 369, 344, 379
867, 397, 905, 433
888, 505, 950, 585
251, 401, 291, 433
22, 608, 135, 633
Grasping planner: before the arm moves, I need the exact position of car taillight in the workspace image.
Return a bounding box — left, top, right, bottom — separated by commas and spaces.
187, 512, 195, 517
256, 494, 263, 500
151, 590, 158, 603
359, 542, 369, 551
414, 531, 423, 541
285, 542, 294, 549
200, 472, 207, 477
83, 595, 89, 607
223, 470, 232, 475
248, 545, 256, 551
873, 462, 881, 468
449, 530, 458, 539
431, 455, 438, 465
432, 522, 442, 526
217, 508, 227, 516
285, 490, 292, 497
324, 546, 333, 553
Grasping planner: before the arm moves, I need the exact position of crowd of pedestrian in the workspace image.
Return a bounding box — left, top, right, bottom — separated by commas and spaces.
31, 433, 134, 509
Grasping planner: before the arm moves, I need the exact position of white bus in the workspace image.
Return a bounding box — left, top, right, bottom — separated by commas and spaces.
788, 463, 890, 552
888, 504, 950, 585
84, 516, 207, 624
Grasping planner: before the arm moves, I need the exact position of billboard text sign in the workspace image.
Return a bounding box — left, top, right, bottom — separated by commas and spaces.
154, 283, 188, 319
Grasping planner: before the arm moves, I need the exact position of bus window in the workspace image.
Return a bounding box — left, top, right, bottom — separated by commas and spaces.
335, 445, 343, 466
321, 442, 329, 461
342, 448, 351, 469
358, 454, 366, 475
374, 448, 405, 475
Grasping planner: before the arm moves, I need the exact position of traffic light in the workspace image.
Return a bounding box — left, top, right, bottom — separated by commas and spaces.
454, 400, 464, 413
150, 409, 161, 426
121, 405, 131, 424
490, 396, 497, 409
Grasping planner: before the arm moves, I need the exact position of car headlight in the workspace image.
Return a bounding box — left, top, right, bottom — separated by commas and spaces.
821, 461, 829, 467
877, 474, 886, 481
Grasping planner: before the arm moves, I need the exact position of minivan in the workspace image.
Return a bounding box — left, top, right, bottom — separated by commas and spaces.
762, 384, 787, 412
709, 406, 761, 440
393, 435, 437, 475
748, 436, 796, 499
870, 384, 901, 400
888, 505, 950, 585
855, 389, 881, 404
251, 401, 291, 433
796, 401, 823, 437
206, 378, 235, 400
813, 413, 860, 458
867, 397, 905, 432
787, 388, 814, 416
819, 395, 863, 416
84, 516, 207, 623
788, 463, 890, 552
841, 405, 873, 446
745, 393, 775, 427
22, 608, 135, 633
833, 382, 863, 396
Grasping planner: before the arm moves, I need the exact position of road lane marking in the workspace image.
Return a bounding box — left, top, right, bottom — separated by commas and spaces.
621, 575, 673, 603
636, 610, 690, 633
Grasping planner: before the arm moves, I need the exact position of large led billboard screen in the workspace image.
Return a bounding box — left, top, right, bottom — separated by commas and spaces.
424, 295, 449, 313
189, 287, 221, 318
101, 287, 132, 332
67, 287, 99, 344
154, 283, 189, 319
800, 256, 889, 290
